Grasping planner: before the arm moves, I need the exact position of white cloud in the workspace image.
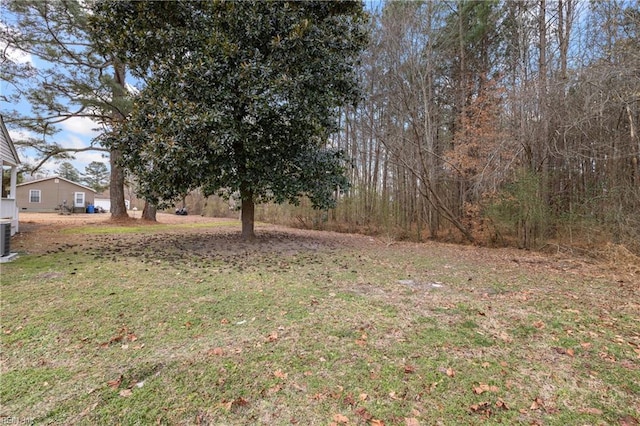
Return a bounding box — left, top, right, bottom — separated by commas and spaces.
74, 151, 109, 171
64, 134, 90, 149
8, 128, 36, 142
60, 116, 102, 137
0, 23, 34, 65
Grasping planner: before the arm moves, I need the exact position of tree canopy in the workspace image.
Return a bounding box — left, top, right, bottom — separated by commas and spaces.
91, 0, 368, 238
56, 161, 80, 183
82, 161, 109, 193
1, 0, 131, 217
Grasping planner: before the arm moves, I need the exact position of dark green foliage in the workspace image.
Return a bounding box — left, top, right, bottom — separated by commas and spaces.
56, 162, 80, 183
82, 161, 109, 193
91, 1, 368, 225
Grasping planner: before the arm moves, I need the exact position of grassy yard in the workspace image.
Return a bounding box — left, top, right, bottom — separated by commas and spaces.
1, 217, 638, 425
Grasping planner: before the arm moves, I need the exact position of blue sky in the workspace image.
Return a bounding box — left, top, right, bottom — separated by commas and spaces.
1, 18, 108, 177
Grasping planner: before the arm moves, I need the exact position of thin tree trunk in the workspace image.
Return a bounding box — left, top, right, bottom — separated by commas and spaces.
240, 185, 255, 240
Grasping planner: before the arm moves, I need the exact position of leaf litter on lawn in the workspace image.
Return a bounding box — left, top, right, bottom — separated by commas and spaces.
2, 213, 639, 425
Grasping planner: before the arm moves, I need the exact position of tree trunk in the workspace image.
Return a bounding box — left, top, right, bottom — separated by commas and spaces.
109, 59, 129, 219
240, 186, 255, 240
142, 201, 157, 221
109, 147, 128, 219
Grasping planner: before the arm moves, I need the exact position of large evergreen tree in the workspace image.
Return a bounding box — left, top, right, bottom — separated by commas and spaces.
82, 161, 109, 193
1, 0, 130, 218
56, 161, 80, 182
91, 0, 368, 239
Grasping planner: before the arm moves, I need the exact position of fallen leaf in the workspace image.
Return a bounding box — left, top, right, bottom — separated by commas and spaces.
533, 321, 545, 329
220, 318, 229, 324
208, 347, 224, 356
291, 382, 307, 392
231, 397, 249, 410
127, 333, 138, 342
566, 348, 575, 357
619, 415, 639, 426
446, 367, 455, 377
273, 369, 288, 380
469, 401, 491, 414
109, 335, 123, 344
359, 393, 369, 401
371, 419, 385, 426
266, 384, 282, 395
332, 413, 349, 424
553, 347, 567, 355
107, 375, 122, 389
266, 331, 278, 342
495, 398, 509, 410
355, 339, 367, 347
578, 407, 603, 415
580, 342, 592, 349
355, 407, 372, 421
405, 418, 420, 426
530, 397, 544, 410
473, 383, 499, 394
119, 389, 132, 397
404, 365, 416, 374
498, 331, 512, 342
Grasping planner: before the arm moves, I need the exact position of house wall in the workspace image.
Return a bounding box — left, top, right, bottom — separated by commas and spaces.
17, 179, 96, 213
0, 132, 15, 165
1, 116, 20, 235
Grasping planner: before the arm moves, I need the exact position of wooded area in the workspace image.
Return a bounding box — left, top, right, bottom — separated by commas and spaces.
2, 0, 639, 253
258, 0, 639, 254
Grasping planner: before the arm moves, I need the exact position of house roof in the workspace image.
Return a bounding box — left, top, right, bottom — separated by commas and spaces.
17, 175, 97, 193
0, 115, 21, 166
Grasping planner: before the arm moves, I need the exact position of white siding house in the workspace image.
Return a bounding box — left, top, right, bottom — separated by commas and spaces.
1, 116, 20, 236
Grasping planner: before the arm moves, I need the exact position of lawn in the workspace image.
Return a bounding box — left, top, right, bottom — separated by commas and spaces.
1, 215, 638, 425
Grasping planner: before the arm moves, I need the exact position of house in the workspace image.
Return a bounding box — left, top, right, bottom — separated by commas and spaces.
1, 115, 21, 236
16, 176, 96, 213
94, 188, 131, 213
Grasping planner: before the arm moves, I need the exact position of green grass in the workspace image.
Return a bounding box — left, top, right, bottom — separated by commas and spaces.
1, 223, 638, 425
63, 219, 241, 235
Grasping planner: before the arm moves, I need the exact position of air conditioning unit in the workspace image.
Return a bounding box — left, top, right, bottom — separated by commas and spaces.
0, 222, 10, 257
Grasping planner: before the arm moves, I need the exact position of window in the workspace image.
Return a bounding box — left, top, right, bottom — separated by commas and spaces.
29, 189, 41, 203
74, 192, 85, 207
2, 166, 11, 198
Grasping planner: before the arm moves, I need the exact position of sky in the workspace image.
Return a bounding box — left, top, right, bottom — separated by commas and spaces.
1, 20, 107, 178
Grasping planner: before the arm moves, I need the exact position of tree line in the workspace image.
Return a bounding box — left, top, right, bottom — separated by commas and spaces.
2, 0, 638, 252
281, 0, 638, 254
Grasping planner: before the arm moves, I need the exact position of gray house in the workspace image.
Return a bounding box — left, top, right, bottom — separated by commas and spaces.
16, 176, 96, 213
1, 116, 21, 235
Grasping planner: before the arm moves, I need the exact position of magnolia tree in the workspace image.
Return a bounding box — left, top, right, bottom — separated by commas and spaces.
91, 1, 368, 238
